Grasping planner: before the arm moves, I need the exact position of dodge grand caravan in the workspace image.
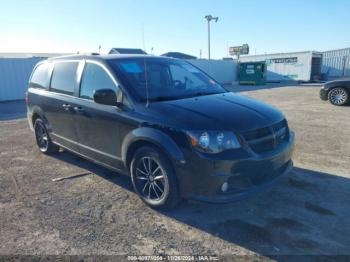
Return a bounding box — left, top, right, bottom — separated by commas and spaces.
27, 54, 294, 209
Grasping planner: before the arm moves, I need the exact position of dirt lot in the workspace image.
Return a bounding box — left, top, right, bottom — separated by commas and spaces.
1, 85, 350, 259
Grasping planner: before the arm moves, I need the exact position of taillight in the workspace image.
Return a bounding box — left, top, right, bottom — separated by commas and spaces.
25, 91, 29, 104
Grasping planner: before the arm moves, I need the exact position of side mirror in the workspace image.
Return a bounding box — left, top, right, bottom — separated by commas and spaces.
93, 89, 117, 106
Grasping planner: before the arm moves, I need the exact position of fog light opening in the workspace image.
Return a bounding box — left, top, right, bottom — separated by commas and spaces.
221, 182, 229, 193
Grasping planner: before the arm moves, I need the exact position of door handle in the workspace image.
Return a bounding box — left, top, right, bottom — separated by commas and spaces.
73, 106, 85, 113
62, 104, 72, 110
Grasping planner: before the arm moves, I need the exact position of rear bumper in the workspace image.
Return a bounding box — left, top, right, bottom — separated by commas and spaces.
175, 132, 295, 203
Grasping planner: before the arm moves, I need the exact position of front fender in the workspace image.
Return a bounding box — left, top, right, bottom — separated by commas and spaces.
121, 127, 185, 166
324, 81, 350, 91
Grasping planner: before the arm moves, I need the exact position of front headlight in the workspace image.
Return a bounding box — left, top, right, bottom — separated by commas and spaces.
187, 131, 241, 153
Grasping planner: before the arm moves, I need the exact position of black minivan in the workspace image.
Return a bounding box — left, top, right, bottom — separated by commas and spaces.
27, 54, 294, 209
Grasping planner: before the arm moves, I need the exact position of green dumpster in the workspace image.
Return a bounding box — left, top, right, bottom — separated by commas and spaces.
239, 61, 266, 85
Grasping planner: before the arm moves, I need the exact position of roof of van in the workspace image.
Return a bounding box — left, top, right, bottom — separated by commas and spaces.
47, 54, 171, 61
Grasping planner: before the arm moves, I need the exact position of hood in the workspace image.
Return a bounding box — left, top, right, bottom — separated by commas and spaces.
147, 92, 284, 132
324, 80, 350, 89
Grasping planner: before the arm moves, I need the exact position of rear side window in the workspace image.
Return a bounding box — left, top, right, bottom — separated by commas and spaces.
80, 63, 118, 100
30, 63, 50, 89
50, 62, 79, 95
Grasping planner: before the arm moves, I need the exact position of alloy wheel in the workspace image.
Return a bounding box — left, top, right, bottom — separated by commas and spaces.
135, 156, 166, 201
35, 122, 49, 151
329, 88, 348, 105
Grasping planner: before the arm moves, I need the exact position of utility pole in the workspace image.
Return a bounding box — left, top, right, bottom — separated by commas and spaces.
207, 18, 211, 60
204, 15, 219, 60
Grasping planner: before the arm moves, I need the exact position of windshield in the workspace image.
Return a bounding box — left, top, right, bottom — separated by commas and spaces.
108, 57, 227, 102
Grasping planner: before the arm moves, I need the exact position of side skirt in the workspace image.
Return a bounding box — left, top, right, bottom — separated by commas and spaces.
53, 141, 130, 177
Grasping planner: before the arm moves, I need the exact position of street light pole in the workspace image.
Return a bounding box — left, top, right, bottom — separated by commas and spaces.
205, 15, 218, 60
207, 19, 211, 60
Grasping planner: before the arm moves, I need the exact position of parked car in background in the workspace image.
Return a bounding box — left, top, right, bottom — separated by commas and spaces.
320, 80, 350, 106
26, 54, 294, 209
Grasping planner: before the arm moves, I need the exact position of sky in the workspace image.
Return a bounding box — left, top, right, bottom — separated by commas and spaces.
0, 0, 349, 59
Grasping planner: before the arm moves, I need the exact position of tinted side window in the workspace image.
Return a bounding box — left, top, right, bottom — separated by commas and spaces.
50, 62, 79, 95
80, 63, 117, 100
30, 63, 50, 89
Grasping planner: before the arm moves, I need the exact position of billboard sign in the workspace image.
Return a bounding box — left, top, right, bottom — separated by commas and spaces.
229, 44, 249, 56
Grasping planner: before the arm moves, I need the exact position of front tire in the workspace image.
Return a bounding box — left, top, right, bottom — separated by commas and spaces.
328, 87, 349, 106
130, 146, 181, 210
34, 118, 59, 154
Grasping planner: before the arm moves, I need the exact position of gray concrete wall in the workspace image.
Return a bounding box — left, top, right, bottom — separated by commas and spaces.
0, 57, 45, 101
187, 59, 237, 84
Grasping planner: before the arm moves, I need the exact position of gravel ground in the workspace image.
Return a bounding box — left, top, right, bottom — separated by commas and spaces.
0, 85, 350, 260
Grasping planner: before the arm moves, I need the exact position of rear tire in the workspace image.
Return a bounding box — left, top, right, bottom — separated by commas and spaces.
130, 146, 181, 210
34, 118, 59, 154
328, 87, 349, 106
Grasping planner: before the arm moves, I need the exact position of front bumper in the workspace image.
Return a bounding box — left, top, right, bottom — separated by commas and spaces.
320, 87, 328, 101
175, 131, 295, 203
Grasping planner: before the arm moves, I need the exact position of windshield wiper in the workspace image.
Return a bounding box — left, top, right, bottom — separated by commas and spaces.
186, 91, 222, 98
150, 91, 225, 102
193, 92, 214, 96
150, 96, 179, 102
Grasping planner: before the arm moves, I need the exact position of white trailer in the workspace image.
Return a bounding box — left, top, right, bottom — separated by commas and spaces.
240, 51, 322, 82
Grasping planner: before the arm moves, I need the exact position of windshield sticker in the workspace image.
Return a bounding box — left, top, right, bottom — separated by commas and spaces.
121, 62, 143, 73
